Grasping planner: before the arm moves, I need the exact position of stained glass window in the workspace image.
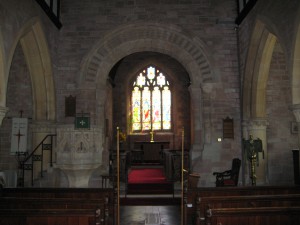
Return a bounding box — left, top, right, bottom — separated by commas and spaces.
131, 66, 171, 132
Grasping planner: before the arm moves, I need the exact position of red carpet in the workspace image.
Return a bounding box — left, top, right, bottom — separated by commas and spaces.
127, 167, 173, 195
128, 168, 169, 183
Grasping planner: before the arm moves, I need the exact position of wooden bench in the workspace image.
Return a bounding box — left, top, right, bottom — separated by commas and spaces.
0, 188, 115, 225
196, 194, 300, 220
184, 186, 300, 225
0, 208, 96, 225
0, 187, 114, 199
205, 206, 300, 225
0, 197, 108, 209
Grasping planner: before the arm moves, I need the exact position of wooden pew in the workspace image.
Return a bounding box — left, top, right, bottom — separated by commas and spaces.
0, 209, 96, 225
206, 206, 300, 225
0, 187, 114, 199
196, 193, 300, 219
184, 186, 300, 225
0, 188, 116, 225
0, 197, 108, 209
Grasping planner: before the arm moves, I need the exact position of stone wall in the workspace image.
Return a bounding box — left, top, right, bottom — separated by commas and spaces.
1, 0, 299, 187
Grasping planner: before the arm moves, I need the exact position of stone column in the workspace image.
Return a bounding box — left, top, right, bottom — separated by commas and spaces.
0, 106, 9, 126
247, 118, 268, 185
291, 105, 300, 185
241, 119, 250, 185
292, 104, 300, 148
189, 85, 204, 161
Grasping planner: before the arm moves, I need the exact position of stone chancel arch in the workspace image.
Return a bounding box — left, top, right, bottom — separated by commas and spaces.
80, 23, 214, 88
79, 23, 215, 168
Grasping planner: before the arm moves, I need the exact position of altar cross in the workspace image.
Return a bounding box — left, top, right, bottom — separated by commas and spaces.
150, 129, 154, 142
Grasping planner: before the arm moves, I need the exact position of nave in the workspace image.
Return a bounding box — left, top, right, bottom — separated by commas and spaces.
1, 185, 300, 225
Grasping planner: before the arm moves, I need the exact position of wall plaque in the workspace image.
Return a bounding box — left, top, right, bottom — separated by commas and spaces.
65, 95, 76, 117
223, 117, 234, 139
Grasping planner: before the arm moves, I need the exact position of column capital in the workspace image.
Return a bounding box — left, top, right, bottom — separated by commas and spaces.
248, 118, 268, 130
0, 106, 9, 125
188, 85, 202, 100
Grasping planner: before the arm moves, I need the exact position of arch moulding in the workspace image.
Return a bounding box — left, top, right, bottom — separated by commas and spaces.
243, 19, 277, 121
80, 23, 215, 88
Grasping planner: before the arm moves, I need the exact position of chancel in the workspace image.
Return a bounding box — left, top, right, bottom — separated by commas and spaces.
1, 0, 300, 225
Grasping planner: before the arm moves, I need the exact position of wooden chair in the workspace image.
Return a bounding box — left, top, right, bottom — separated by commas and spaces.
213, 158, 241, 187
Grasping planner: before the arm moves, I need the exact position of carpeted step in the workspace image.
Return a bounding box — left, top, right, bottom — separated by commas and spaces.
127, 167, 174, 195
127, 182, 173, 195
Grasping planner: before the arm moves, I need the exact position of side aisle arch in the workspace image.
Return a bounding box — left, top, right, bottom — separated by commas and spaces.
291, 11, 300, 151
292, 18, 300, 105
242, 19, 279, 185
243, 19, 277, 120
0, 31, 8, 124
0, 18, 55, 123
20, 20, 56, 121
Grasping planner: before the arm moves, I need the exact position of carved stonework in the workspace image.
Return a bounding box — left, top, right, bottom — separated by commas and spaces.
56, 126, 103, 164
248, 118, 268, 131
55, 125, 104, 187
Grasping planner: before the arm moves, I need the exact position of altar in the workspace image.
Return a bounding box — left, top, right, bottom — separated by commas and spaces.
132, 141, 170, 163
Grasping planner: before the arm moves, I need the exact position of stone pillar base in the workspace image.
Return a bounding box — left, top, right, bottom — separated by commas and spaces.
58, 164, 99, 187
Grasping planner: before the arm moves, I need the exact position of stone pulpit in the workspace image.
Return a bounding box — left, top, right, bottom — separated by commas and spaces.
55, 125, 104, 187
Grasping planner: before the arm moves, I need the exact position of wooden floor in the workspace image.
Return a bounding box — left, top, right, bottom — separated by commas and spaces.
120, 205, 181, 225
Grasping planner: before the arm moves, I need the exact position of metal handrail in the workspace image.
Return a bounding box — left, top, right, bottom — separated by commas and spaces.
22, 134, 56, 186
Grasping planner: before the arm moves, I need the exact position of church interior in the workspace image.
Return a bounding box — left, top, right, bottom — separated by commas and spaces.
1, 0, 300, 224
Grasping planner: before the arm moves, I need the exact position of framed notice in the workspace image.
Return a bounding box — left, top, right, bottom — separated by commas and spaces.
11, 118, 28, 154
